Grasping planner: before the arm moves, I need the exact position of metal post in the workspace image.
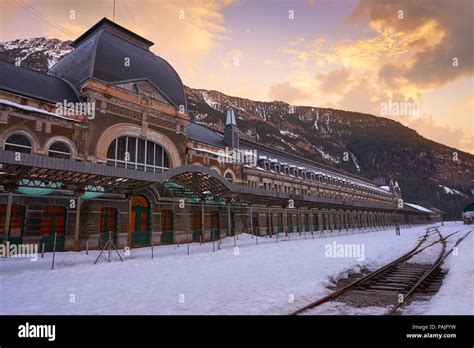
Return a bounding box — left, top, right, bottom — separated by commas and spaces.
187, 209, 190, 256
151, 230, 154, 259
249, 205, 253, 239
86, 240, 89, 255
4, 191, 13, 242
297, 208, 301, 236
51, 232, 57, 270
74, 195, 82, 252
41, 243, 45, 258
255, 210, 258, 245
108, 231, 111, 262
267, 206, 272, 238
276, 223, 278, 243
288, 212, 291, 241
201, 201, 205, 244
228, 203, 235, 247
128, 197, 133, 247
304, 213, 307, 240
212, 225, 215, 252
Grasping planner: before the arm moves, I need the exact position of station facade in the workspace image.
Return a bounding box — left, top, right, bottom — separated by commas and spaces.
0, 18, 441, 251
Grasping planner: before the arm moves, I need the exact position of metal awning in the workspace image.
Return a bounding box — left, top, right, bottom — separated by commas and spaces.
0, 151, 154, 195
0, 150, 430, 214
0, 151, 235, 198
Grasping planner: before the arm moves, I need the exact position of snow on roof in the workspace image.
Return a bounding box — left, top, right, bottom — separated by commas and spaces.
0, 98, 81, 122
251, 149, 391, 194
439, 185, 464, 196
379, 185, 390, 191
405, 203, 434, 213
191, 147, 230, 158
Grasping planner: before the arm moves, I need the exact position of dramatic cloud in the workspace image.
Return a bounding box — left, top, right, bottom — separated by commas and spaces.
378, 63, 406, 90
1, 0, 471, 153
404, 116, 474, 154
337, 78, 380, 115
268, 81, 308, 104
351, 0, 474, 88
0, 0, 234, 78
316, 68, 351, 95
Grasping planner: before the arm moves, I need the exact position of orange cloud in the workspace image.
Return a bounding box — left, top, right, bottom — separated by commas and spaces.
404, 115, 474, 154
316, 67, 351, 95
268, 81, 308, 104
351, 0, 473, 88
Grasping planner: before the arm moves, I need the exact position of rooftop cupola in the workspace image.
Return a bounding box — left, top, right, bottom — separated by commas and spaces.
226, 108, 236, 125
224, 108, 239, 149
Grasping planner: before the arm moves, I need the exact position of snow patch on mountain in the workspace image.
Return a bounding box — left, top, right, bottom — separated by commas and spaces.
0, 37, 72, 71
439, 185, 465, 196
201, 91, 221, 111
280, 130, 298, 138
313, 110, 320, 130
351, 153, 361, 172
312, 145, 339, 164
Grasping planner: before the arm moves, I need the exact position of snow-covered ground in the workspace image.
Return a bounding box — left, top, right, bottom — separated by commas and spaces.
0, 222, 472, 315
404, 223, 474, 315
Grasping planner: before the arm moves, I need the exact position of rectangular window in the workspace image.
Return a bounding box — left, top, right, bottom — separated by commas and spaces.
137, 138, 146, 164
127, 137, 136, 163
155, 146, 163, 167
146, 141, 154, 166
117, 137, 127, 161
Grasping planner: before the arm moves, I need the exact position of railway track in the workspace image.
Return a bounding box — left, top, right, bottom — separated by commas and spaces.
290, 226, 472, 315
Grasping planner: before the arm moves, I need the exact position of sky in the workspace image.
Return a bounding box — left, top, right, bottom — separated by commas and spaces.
0, 0, 473, 153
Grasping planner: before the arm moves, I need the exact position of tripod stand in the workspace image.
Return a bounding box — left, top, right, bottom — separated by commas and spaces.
93, 231, 124, 264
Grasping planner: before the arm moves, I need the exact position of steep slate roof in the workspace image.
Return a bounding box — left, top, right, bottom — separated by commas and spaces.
48, 18, 186, 109
187, 123, 227, 147
187, 122, 383, 189
0, 59, 79, 104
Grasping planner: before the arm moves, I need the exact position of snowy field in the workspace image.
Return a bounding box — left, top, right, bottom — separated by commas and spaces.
0, 222, 472, 315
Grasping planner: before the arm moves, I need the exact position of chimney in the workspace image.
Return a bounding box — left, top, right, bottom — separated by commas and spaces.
224, 108, 239, 149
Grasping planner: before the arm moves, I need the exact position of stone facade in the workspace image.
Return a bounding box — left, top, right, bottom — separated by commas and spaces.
0, 19, 440, 252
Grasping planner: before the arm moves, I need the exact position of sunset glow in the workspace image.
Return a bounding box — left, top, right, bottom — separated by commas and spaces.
1, 0, 472, 152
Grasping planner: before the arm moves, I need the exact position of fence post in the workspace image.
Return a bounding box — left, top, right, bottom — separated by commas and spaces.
212, 229, 215, 252
51, 232, 57, 270
108, 231, 112, 262
151, 231, 154, 259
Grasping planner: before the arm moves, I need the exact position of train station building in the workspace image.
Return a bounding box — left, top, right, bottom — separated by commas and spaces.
0, 18, 441, 251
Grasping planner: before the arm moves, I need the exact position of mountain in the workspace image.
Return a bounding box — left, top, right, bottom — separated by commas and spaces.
1, 37, 473, 219
0, 37, 72, 71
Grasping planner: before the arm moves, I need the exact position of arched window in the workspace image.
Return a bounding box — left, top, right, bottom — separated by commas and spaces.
106, 136, 170, 173
4, 134, 32, 154
225, 172, 234, 183
48, 142, 71, 159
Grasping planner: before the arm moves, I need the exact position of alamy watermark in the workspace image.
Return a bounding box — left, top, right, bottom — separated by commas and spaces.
380, 101, 420, 118
216, 147, 257, 167
55, 99, 95, 119
0, 241, 38, 261
18, 322, 55, 341
325, 241, 365, 261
